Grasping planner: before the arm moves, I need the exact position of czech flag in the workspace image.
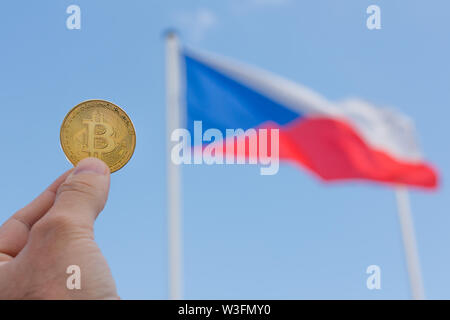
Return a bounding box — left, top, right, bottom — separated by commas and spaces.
182, 49, 438, 189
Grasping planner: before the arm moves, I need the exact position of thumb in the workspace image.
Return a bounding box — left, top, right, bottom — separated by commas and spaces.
46, 157, 111, 229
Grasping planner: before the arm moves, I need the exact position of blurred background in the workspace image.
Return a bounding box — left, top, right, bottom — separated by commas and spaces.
0, 0, 449, 299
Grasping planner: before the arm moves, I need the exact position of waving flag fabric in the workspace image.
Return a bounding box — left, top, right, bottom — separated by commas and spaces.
182, 49, 438, 188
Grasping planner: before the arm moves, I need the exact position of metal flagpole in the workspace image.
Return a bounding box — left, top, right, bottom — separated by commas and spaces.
165, 31, 182, 300
395, 186, 425, 300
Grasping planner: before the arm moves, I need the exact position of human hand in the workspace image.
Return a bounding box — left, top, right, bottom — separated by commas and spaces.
0, 158, 118, 299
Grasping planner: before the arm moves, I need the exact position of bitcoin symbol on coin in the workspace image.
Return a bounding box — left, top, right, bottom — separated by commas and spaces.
60, 100, 136, 173
77, 111, 116, 157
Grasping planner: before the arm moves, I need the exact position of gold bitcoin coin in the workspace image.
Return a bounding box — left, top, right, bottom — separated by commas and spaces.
60, 100, 136, 173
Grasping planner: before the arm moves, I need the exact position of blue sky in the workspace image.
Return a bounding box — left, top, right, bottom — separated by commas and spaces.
1, 0, 449, 299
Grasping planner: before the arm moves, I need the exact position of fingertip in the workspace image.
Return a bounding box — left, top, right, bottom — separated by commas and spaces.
73, 158, 110, 176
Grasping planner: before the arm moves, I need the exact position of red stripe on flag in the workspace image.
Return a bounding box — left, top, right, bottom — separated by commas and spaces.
279, 117, 438, 189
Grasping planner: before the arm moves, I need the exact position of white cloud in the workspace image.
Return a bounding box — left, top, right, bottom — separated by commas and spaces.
231, 0, 291, 14
248, 0, 291, 6
174, 8, 218, 43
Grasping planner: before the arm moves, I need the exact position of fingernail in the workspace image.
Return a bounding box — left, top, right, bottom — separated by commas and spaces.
73, 158, 109, 175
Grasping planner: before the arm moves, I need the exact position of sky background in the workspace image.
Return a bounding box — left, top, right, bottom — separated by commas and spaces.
1, 0, 449, 299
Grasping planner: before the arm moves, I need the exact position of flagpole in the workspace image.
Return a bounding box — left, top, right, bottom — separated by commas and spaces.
395, 186, 425, 300
165, 31, 182, 300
